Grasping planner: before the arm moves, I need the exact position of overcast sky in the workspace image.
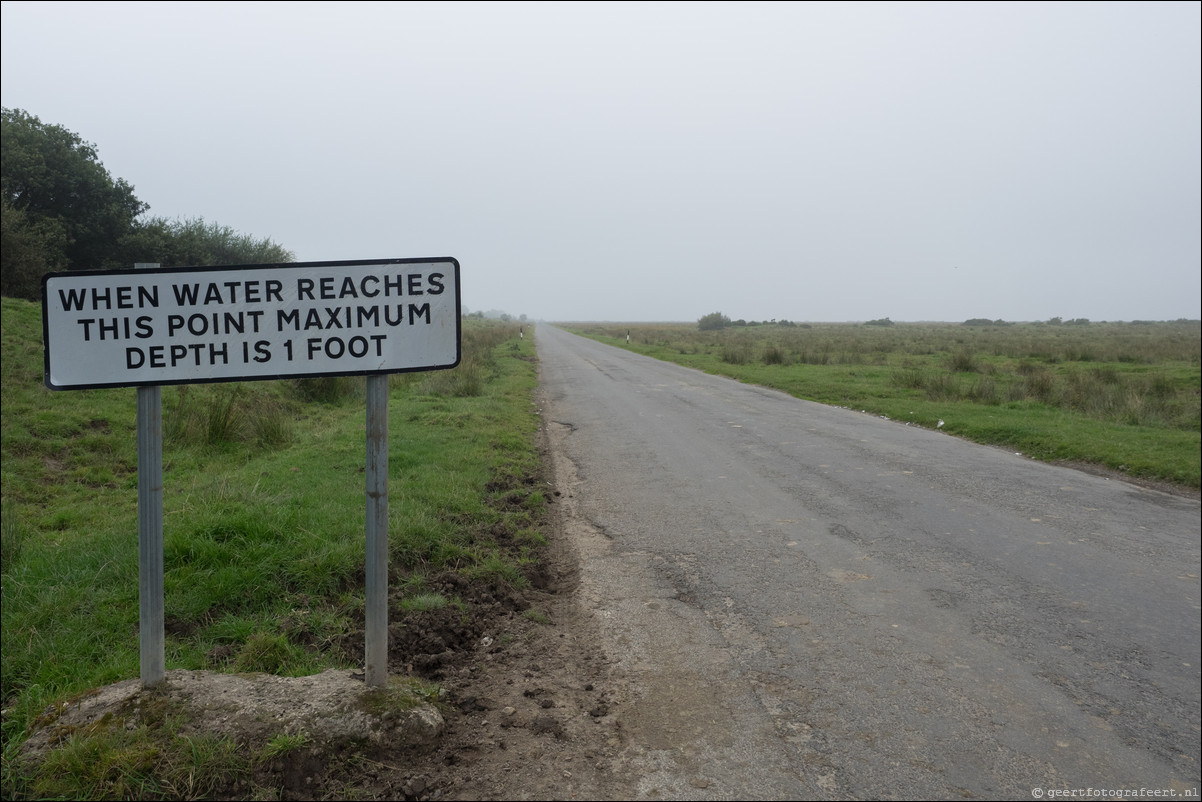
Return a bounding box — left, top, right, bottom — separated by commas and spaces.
3, 1, 1199, 322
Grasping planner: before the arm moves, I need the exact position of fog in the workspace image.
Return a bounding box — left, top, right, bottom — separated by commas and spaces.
3, 1, 1199, 322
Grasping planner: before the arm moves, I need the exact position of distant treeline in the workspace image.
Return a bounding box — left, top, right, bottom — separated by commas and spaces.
1, 107, 294, 301
699, 312, 1198, 331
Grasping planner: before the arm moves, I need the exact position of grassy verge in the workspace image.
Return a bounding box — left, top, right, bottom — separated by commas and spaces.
568, 321, 1200, 489
1, 296, 543, 797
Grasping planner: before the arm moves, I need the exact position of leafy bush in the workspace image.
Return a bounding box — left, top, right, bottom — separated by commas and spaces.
121, 216, 294, 268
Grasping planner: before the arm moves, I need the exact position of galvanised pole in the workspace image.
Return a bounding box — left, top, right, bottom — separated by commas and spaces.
364, 373, 389, 687
135, 263, 165, 688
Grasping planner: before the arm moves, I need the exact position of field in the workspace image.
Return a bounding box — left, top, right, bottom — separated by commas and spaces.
569, 320, 1201, 489
3, 302, 1198, 796
1, 297, 548, 798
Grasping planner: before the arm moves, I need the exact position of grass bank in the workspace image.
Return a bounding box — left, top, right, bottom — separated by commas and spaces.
1, 295, 544, 797
569, 320, 1200, 489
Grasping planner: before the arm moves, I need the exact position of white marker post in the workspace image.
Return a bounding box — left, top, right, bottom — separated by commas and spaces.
42, 258, 461, 690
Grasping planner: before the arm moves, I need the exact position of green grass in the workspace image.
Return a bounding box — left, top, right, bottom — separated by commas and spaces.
27, 723, 246, 801
399, 592, 449, 613
568, 320, 1201, 489
1, 296, 544, 797
523, 609, 552, 625
12, 690, 276, 801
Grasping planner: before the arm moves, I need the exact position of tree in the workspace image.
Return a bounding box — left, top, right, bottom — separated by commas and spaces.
698, 311, 731, 331
0, 197, 67, 299
2, 108, 295, 300
1, 108, 147, 272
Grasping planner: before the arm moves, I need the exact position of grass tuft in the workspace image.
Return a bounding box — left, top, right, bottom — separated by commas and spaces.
233, 632, 307, 674
1, 511, 25, 575
399, 593, 449, 613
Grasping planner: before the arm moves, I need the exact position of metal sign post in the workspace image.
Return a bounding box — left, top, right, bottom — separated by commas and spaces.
42, 258, 461, 691
364, 374, 389, 687
135, 263, 165, 688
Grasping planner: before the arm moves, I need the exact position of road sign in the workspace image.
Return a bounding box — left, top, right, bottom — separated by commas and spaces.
42, 257, 461, 390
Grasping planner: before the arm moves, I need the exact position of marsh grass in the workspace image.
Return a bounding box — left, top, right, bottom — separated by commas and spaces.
164, 384, 296, 450
572, 319, 1200, 487
417, 322, 516, 397
292, 376, 364, 404
1, 298, 541, 797
947, 348, 981, 373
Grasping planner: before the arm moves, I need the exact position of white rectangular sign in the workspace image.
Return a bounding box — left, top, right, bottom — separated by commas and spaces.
42, 258, 461, 390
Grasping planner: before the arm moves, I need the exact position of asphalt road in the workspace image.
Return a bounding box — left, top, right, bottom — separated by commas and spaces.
536, 324, 1201, 800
